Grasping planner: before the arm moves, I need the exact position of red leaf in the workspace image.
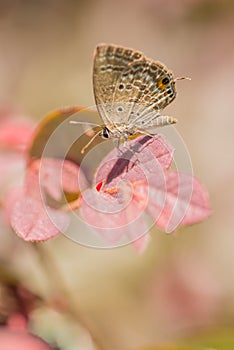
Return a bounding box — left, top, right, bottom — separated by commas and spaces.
11, 196, 69, 241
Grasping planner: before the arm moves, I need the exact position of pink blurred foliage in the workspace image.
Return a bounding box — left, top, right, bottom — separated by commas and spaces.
0, 111, 34, 197
0, 278, 51, 349
148, 254, 222, 332
0, 327, 52, 350
0, 154, 25, 196
0, 114, 32, 224
0, 110, 34, 151
7, 313, 28, 331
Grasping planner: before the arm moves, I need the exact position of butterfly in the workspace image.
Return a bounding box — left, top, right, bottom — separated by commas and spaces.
78, 44, 189, 153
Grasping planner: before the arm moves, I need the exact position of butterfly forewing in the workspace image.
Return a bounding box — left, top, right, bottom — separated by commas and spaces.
93, 44, 145, 125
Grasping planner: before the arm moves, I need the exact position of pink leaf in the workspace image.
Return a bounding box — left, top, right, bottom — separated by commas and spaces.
133, 177, 167, 226
95, 134, 174, 188
26, 158, 84, 201
6, 158, 85, 242
79, 134, 210, 247
146, 172, 211, 232
11, 196, 69, 241
176, 174, 211, 226
3, 187, 25, 224
80, 184, 149, 244
131, 233, 151, 253
4, 127, 210, 245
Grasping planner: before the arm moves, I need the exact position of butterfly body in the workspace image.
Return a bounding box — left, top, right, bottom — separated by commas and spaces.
100, 122, 136, 140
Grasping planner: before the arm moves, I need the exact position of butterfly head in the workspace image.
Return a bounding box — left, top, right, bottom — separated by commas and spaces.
100, 126, 111, 139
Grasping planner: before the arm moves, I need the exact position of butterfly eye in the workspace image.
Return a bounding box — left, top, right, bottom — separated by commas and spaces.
162, 77, 170, 85
100, 127, 110, 139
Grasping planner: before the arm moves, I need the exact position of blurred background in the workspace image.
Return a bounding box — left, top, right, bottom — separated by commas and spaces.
0, 0, 234, 349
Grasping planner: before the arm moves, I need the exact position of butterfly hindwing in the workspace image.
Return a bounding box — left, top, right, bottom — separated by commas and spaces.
112, 58, 177, 128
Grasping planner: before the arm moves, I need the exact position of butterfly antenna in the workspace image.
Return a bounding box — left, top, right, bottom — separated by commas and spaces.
69, 120, 83, 124
174, 76, 191, 82
81, 130, 101, 154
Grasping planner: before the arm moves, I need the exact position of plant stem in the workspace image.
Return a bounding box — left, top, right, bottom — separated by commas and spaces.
32, 242, 109, 350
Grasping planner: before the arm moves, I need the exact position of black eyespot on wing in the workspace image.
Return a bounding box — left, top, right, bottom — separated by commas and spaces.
118, 83, 124, 90
117, 106, 124, 112
162, 77, 170, 85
